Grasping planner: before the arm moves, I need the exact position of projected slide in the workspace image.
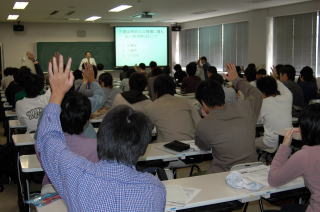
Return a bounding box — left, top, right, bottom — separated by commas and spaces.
115, 27, 168, 66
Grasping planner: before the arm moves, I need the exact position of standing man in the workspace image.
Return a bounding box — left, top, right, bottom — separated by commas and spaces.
79, 51, 97, 70
197, 56, 211, 80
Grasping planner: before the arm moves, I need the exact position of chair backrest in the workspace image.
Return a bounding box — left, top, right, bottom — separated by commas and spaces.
230, 162, 264, 171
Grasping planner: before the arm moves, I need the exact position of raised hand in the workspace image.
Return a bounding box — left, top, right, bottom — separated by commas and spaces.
48, 55, 74, 105
271, 66, 278, 79
283, 128, 300, 146
223, 64, 238, 82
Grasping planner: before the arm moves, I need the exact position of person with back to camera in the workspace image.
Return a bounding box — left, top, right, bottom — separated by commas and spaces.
79, 51, 96, 70
268, 103, 320, 212
36, 54, 166, 212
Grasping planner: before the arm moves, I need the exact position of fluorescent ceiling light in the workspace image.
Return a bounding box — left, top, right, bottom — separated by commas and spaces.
13, 2, 29, 10
109, 5, 132, 12
7, 15, 19, 20
85, 16, 101, 21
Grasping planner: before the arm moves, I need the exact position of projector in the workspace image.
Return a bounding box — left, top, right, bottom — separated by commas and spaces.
13, 24, 24, 31
141, 12, 153, 18
171, 25, 181, 31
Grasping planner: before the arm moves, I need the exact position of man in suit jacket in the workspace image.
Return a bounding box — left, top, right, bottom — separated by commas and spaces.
145, 75, 201, 143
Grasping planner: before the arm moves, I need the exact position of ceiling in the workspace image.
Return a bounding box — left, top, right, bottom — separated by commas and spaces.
0, 0, 313, 24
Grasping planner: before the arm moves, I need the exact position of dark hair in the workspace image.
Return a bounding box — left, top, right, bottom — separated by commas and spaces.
84, 51, 92, 55
247, 63, 256, 69
236, 66, 243, 78
122, 65, 129, 72
275, 64, 284, 77
257, 68, 267, 76
97, 63, 104, 71
186, 62, 197, 76
208, 66, 217, 74
23, 73, 44, 98
99, 72, 113, 88
139, 63, 146, 70
149, 61, 157, 69
97, 105, 153, 165
14, 68, 31, 84
256, 76, 279, 97
209, 73, 224, 85
154, 74, 176, 98
129, 73, 147, 92
60, 91, 91, 135
200, 56, 207, 62
162, 66, 171, 75
299, 103, 320, 146
196, 79, 225, 107
174, 64, 182, 72
73, 70, 83, 80
279, 65, 296, 81
151, 68, 163, 77
4, 67, 13, 76
127, 68, 136, 78
244, 66, 257, 82
300, 66, 315, 82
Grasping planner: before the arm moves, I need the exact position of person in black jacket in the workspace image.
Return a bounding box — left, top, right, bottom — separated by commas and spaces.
173, 64, 187, 84
298, 66, 318, 104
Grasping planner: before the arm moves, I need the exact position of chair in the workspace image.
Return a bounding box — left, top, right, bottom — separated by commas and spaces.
230, 162, 264, 212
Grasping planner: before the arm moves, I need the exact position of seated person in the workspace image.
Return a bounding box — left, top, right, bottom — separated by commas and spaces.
298, 66, 318, 104
73, 69, 83, 91
76, 63, 106, 112
98, 73, 120, 108
256, 76, 292, 153
5, 67, 24, 107
120, 68, 136, 92
181, 62, 202, 94
268, 104, 320, 212
113, 73, 151, 112
1, 67, 15, 90
256, 68, 266, 80
279, 65, 304, 107
145, 75, 200, 142
147, 68, 163, 101
173, 64, 187, 84
209, 72, 237, 104
244, 64, 257, 86
195, 64, 262, 173
16, 73, 50, 132
36, 54, 166, 211
39, 91, 99, 187
138, 63, 147, 74
119, 65, 130, 81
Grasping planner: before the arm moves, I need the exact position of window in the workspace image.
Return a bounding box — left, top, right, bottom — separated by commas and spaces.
179, 28, 199, 67
199, 25, 222, 69
223, 22, 248, 67
179, 21, 248, 70
273, 12, 318, 74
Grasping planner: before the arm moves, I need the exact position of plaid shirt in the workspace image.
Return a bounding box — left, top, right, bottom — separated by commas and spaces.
36, 104, 166, 212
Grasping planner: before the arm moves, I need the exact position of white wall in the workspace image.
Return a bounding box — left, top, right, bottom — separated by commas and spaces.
179, 0, 320, 68
0, 23, 113, 69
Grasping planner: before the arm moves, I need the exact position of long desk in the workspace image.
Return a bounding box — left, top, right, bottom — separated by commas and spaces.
35, 168, 304, 212
19, 140, 210, 173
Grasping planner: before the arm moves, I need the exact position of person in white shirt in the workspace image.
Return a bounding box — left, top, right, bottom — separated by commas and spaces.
79, 51, 96, 70
255, 76, 293, 153
16, 73, 51, 132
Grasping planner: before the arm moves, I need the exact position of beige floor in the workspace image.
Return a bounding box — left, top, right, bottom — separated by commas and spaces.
0, 121, 280, 212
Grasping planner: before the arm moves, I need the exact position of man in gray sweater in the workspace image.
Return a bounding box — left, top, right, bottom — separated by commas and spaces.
195, 64, 263, 173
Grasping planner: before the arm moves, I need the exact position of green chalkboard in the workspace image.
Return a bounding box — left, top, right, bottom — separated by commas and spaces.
36, 42, 115, 71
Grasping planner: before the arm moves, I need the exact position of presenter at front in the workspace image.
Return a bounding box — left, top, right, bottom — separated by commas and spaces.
79, 51, 97, 69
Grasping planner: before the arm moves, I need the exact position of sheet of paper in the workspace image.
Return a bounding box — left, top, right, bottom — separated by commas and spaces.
166, 185, 201, 205
239, 165, 270, 186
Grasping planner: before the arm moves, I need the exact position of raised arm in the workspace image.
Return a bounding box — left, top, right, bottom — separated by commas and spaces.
36, 55, 93, 199
27, 51, 44, 80
225, 64, 263, 121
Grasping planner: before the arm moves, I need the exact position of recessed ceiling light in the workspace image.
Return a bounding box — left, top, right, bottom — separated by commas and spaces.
109, 5, 132, 12
85, 16, 101, 21
7, 15, 19, 20
13, 2, 29, 10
